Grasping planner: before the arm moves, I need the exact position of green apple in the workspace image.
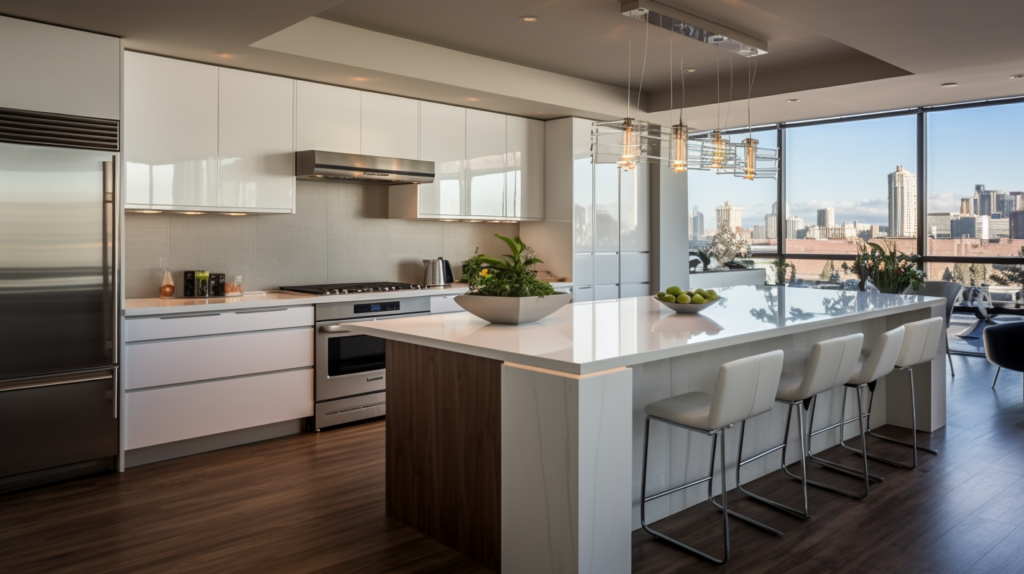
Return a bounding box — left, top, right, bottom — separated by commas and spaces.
656, 291, 667, 299
662, 294, 676, 303
706, 289, 718, 299
666, 286, 683, 296
694, 288, 708, 297
691, 294, 706, 304
676, 294, 691, 304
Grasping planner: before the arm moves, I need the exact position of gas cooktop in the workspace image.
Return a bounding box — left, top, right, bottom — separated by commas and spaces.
280, 281, 423, 296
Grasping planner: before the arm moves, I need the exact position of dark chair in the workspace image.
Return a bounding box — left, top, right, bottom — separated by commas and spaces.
906, 281, 962, 376
983, 322, 1024, 394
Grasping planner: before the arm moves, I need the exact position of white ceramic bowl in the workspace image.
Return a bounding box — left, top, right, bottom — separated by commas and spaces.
455, 292, 572, 325
653, 295, 726, 314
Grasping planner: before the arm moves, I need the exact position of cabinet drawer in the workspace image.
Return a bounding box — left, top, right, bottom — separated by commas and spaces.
125, 328, 313, 390
430, 295, 464, 314
620, 252, 650, 283
125, 306, 314, 342
125, 368, 313, 450
594, 253, 620, 285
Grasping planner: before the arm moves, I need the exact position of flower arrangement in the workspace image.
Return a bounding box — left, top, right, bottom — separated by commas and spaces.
841, 240, 924, 294
708, 228, 751, 267
467, 234, 556, 298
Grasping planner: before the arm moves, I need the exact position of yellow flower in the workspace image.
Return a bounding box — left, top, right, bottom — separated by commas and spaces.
480, 269, 489, 277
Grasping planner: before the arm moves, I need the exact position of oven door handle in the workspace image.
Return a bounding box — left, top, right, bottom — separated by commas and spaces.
319, 325, 352, 334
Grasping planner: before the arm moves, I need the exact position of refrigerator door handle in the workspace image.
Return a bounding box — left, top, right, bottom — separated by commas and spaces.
103, 158, 117, 362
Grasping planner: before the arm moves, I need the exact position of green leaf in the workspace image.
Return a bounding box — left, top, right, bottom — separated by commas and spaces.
524, 258, 543, 266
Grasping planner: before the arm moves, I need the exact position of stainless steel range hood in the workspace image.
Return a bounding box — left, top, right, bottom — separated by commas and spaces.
295, 150, 434, 185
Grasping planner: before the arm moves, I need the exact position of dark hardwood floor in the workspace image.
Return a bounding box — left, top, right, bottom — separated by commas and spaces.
2, 354, 1022, 574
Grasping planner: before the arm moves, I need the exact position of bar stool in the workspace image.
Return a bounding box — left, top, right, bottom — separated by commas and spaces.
984, 322, 1024, 394
808, 325, 906, 492
844, 317, 943, 469
736, 333, 863, 520
639, 350, 784, 564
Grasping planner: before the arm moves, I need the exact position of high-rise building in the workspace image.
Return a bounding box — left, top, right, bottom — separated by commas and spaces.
816, 207, 835, 228
927, 213, 954, 239
690, 206, 705, 241
888, 166, 917, 237
752, 224, 767, 240
950, 215, 977, 239
1010, 210, 1024, 239
990, 217, 1009, 239
960, 197, 974, 215
785, 216, 805, 239
715, 201, 743, 235
764, 202, 787, 240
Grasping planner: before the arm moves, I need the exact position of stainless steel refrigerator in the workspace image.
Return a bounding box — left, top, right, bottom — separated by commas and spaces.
0, 107, 120, 493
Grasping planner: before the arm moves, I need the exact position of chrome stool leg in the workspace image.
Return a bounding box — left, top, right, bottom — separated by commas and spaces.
848, 368, 938, 469
715, 423, 785, 537
992, 366, 1002, 389
740, 402, 811, 520
639, 417, 731, 564
805, 392, 884, 489
787, 395, 872, 500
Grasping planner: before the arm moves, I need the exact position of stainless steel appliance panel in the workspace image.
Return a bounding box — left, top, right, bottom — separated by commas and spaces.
0, 369, 118, 491
0, 142, 116, 380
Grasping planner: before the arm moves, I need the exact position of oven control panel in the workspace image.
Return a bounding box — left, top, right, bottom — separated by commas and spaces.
354, 301, 400, 314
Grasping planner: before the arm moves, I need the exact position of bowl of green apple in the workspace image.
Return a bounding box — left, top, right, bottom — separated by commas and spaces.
654, 286, 724, 314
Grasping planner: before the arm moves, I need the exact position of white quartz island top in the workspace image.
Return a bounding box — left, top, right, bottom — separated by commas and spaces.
344, 286, 944, 375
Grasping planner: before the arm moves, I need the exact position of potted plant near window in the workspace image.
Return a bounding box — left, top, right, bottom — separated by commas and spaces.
454, 234, 572, 325
841, 240, 924, 294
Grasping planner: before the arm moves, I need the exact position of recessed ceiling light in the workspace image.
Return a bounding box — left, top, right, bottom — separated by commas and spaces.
518, 15, 539, 22
352, 77, 368, 82
223, 213, 247, 216
786, 98, 800, 103
180, 211, 205, 215
1011, 74, 1024, 80
683, 68, 697, 73
466, 97, 480, 102
132, 210, 163, 214
216, 53, 233, 58
941, 82, 959, 88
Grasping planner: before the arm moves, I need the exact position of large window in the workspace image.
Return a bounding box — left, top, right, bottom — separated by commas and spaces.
687, 129, 777, 254
926, 103, 1024, 294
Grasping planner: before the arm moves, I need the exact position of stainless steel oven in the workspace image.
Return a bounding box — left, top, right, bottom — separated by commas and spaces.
312, 297, 431, 430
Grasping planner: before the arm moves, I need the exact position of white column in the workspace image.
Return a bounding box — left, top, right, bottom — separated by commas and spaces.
501, 364, 633, 574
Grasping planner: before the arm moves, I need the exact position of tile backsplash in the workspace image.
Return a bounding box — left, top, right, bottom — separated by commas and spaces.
124, 181, 519, 299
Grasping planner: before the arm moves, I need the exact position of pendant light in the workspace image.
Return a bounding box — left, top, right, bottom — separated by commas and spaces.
670, 32, 688, 173
698, 55, 737, 172
594, 15, 649, 171
731, 56, 778, 180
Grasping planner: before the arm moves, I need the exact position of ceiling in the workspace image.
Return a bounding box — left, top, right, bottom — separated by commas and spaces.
1, 0, 1023, 129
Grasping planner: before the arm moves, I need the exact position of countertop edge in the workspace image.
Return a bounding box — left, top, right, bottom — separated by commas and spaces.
343, 297, 944, 376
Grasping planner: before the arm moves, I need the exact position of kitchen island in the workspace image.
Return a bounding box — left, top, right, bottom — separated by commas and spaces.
344, 286, 946, 574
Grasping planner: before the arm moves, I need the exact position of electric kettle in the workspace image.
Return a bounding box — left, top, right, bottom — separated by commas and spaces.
423, 257, 450, 288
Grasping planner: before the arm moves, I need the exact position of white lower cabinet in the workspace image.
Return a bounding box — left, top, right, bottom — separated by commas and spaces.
573, 285, 594, 302
125, 327, 313, 390
595, 285, 620, 301
124, 306, 315, 451
126, 369, 313, 450
620, 283, 651, 298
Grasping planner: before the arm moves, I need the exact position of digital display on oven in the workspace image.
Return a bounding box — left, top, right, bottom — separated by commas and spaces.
354, 301, 400, 314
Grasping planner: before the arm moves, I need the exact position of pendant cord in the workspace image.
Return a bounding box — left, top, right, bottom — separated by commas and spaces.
716, 54, 720, 131
626, 19, 632, 119
724, 56, 734, 131
679, 40, 685, 124
635, 18, 649, 118
747, 57, 758, 141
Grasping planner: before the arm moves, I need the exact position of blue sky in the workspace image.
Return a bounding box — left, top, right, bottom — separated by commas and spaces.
690, 103, 1024, 229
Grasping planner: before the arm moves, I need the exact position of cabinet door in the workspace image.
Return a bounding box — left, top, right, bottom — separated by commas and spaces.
218, 68, 295, 212
595, 285, 620, 301
466, 109, 506, 218
573, 118, 594, 252
124, 52, 218, 209
594, 163, 620, 252
419, 102, 466, 217
594, 253, 620, 285
296, 81, 359, 154
361, 92, 418, 159
0, 15, 120, 120
620, 164, 650, 251
573, 253, 595, 287
506, 116, 545, 220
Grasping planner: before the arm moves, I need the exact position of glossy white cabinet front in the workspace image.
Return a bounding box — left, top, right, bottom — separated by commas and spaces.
124, 52, 218, 209
0, 15, 120, 120
419, 102, 466, 217
573, 118, 595, 252
361, 92, 418, 159
296, 81, 360, 154
506, 116, 544, 220
467, 109, 506, 218
218, 68, 295, 212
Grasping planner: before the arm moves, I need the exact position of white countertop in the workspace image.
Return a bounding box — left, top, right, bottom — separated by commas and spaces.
123, 282, 573, 317
343, 286, 943, 375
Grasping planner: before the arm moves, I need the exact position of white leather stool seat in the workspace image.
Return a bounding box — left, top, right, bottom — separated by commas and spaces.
776, 374, 807, 402
645, 392, 715, 430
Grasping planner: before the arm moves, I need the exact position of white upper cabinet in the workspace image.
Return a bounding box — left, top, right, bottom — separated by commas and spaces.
361, 92, 418, 159
0, 16, 120, 119
594, 162, 620, 252
466, 109, 506, 218
418, 102, 466, 217
620, 164, 650, 252
506, 116, 544, 220
124, 52, 219, 209
218, 68, 295, 212
296, 81, 359, 154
